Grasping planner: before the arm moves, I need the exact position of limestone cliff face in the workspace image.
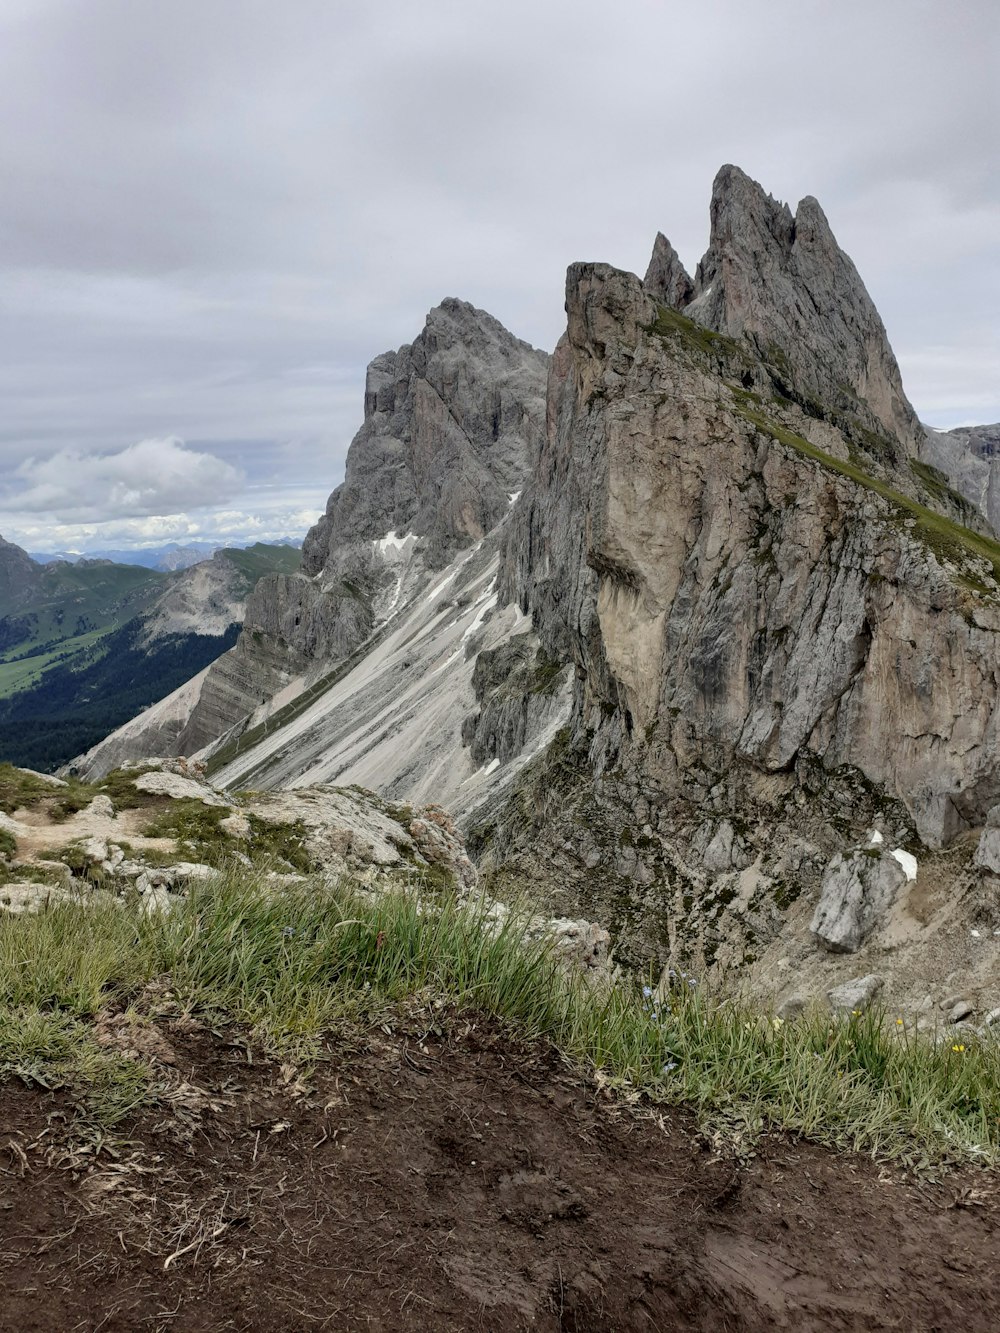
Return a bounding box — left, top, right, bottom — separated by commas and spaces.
501, 260, 1000, 851
682, 165, 924, 462
182, 299, 547, 757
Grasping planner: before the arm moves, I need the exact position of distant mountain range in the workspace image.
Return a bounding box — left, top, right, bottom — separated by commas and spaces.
0, 538, 300, 770
28, 537, 301, 572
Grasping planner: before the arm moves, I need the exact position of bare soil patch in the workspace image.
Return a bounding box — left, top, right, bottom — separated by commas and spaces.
0, 1016, 997, 1332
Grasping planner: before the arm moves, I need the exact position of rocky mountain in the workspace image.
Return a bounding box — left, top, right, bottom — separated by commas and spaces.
75, 299, 551, 777
920, 422, 1000, 533
74, 166, 1000, 1020
0, 542, 299, 770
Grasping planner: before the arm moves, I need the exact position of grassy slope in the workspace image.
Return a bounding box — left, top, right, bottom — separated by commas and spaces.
736, 401, 1000, 591
0, 869, 996, 1166
0, 561, 166, 699
219, 542, 301, 583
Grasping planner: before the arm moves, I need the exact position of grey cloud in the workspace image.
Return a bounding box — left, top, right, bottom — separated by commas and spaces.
0, 0, 996, 547
9, 438, 244, 520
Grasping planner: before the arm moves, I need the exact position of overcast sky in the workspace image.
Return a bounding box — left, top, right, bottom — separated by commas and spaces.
0, 0, 997, 552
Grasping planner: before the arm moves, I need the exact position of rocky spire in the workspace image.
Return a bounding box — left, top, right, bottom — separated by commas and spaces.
302, 299, 548, 576
642, 232, 693, 309
681, 164, 923, 455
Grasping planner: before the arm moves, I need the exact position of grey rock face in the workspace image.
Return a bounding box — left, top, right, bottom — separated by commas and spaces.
642, 232, 693, 309
463, 634, 571, 767
303, 298, 548, 576
920, 424, 1000, 534
684, 165, 923, 459
501, 251, 1000, 849
810, 850, 907, 953
694, 818, 753, 875
973, 807, 1000, 872
827, 974, 884, 1014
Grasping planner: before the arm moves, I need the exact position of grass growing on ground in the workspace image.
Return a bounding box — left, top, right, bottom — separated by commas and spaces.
0, 870, 998, 1164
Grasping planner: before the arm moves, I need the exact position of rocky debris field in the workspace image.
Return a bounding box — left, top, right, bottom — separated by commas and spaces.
1, 1009, 999, 1333
0, 761, 610, 976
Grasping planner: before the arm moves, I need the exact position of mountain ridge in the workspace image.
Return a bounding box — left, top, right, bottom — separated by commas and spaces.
70, 166, 1000, 1018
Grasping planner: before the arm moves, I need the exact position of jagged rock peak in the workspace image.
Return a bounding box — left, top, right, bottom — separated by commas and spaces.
303, 298, 548, 576
666, 164, 923, 456
642, 232, 693, 309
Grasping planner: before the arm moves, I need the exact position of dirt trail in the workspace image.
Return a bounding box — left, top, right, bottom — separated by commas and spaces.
1, 1018, 997, 1332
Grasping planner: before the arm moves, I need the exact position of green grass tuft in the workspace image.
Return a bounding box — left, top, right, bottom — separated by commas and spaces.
0, 872, 997, 1163
646, 304, 747, 362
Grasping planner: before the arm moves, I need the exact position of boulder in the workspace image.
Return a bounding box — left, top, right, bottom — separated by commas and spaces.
246, 787, 476, 890
14, 767, 67, 788
827, 974, 884, 1014
76, 836, 110, 868
0, 883, 76, 914
810, 850, 907, 952
696, 818, 752, 874
132, 771, 229, 806
776, 993, 809, 1021
220, 812, 251, 840
973, 808, 1000, 873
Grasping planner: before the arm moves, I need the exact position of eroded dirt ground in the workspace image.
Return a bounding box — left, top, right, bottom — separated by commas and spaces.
0, 1013, 998, 1332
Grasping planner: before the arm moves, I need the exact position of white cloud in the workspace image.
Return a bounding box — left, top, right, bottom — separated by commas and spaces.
0, 486, 324, 555
9, 437, 245, 520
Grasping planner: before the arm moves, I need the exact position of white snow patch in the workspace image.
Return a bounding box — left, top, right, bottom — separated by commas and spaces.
891, 848, 918, 881
374, 530, 412, 557
461, 585, 498, 643
427, 570, 457, 600
508, 490, 521, 506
